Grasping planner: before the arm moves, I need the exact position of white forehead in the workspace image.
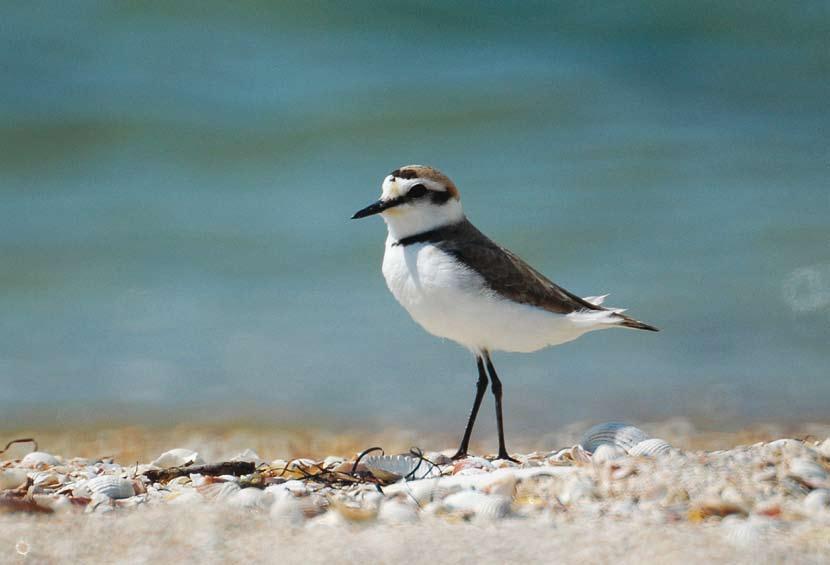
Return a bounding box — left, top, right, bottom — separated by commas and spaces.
381, 175, 446, 200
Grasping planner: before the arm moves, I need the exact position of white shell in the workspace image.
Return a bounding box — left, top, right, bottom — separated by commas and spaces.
442, 491, 511, 521
21, 452, 60, 468
363, 454, 441, 481
197, 481, 241, 501
150, 449, 205, 469
591, 444, 626, 464
628, 438, 673, 457
816, 439, 830, 459
580, 423, 650, 453
803, 489, 830, 513
269, 491, 307, 525
0, 469, 29, 490
230, 449, 264, 466
788, 458, 828, 489
84, 476, 135, 499
229, 487, 273, 510
377, 499, 420, 524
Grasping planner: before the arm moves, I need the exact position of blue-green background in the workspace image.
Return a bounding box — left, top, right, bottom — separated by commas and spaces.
2, 2, 828, 434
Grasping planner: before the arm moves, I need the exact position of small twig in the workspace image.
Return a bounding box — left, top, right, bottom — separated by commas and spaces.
351, 446, 383, 476
0, 438, 38, 457
143, 461, 256, 483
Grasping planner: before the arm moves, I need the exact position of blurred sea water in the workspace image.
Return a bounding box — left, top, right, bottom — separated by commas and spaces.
1, 2, 828, 434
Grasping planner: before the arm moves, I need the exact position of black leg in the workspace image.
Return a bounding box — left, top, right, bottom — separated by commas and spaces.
485, 352, 519, 463
451, 356, 488, 460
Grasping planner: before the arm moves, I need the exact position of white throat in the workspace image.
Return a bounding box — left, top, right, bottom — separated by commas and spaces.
382, 199, 464, 241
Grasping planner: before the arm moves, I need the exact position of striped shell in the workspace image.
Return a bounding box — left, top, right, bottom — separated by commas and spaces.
580, 422, 650, 453
21, 452, 60, 468
442, 491, 512, 520
85, 476, 135, 499
628, 438, 673, 457
363, 455, 440, 482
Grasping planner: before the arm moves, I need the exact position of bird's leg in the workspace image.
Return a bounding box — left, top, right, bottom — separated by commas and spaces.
485, 353, 520, 463
451, 356, 489, 460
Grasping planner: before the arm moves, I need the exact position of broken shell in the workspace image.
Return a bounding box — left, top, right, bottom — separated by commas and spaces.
580, 423, 650, 453
330, 498, 379, 523
21, 452, 60, 468
363, 454, 441, 482
150, 449, 205, 469
816, 438, 830, 459
84, 476, 135, 500
0, 469, 29, 490
628, 438, 673, 457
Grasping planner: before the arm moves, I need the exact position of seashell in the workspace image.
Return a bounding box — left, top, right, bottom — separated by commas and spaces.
482, 475, 517, 498
31, 471, 63, 489
377, 498, 420, 524
330, 498, 379, 523
787, 458, 828, 489
21, 452, 60, 468
803, 489, 830, 513
722, 516, 765, 548
451, 456, 495, 475
229, 487, 273, 510
322, 456, 345, 469
764, 438, 803, 456
269, 491, 307, 525
688, 498, 747, 522
167, 491, 205, 506
628, 438, 673, 457
591, 444, 626, 464
442, 491, 512, 521
398, 479, 461, 506
84, 476, 135, 500
150, 449, 204, 469
580, 423, 650, 453
363, 455, 441, 482
32, 494, 73, 513
230, 449, 264, 466
196, 480, 240, 501
558, 476, 595, 504
816, 438, 830, 459
0, 469, 29, 490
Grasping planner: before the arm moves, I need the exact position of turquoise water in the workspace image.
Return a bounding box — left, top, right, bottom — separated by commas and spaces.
2, 2, 828, 433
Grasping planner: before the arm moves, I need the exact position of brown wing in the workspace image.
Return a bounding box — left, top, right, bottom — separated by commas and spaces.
435, 220, 603, 315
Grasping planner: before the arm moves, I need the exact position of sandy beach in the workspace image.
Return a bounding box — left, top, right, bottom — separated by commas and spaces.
2, 420, 829, 564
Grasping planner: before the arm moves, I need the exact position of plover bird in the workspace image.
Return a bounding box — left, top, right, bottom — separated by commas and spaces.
352, 165, 658, 461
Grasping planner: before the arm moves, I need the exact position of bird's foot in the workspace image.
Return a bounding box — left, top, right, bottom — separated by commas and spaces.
450, 450, 469, 461
496, 451, 520, 464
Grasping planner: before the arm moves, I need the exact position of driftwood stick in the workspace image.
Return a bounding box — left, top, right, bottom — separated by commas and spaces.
144, 461, 256, 483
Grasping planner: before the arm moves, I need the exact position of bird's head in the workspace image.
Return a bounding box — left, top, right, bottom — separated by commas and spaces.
352, 165, 463, 239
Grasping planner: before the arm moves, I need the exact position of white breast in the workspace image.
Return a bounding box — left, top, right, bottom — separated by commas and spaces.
382, 238, 601, 353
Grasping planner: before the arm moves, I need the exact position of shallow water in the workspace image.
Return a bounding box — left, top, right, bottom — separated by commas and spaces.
1, 2, 828, 432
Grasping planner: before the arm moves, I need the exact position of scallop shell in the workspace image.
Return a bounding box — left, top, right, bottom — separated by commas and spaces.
21, 452, 60, 468
150, 449, 205, 469
628, 438, 673, 457
580, 423, 650, 453
442, 491, 511, 521
84, 476, 135, 500
196, 480, 241, 501
0, 468, 29, 490
363, 454, 441, 482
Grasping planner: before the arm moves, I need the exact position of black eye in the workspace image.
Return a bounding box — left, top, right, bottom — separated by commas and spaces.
408, 184, 428, 198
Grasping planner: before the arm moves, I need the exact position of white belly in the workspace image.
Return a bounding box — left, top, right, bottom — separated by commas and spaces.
381, 240, 598, 353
